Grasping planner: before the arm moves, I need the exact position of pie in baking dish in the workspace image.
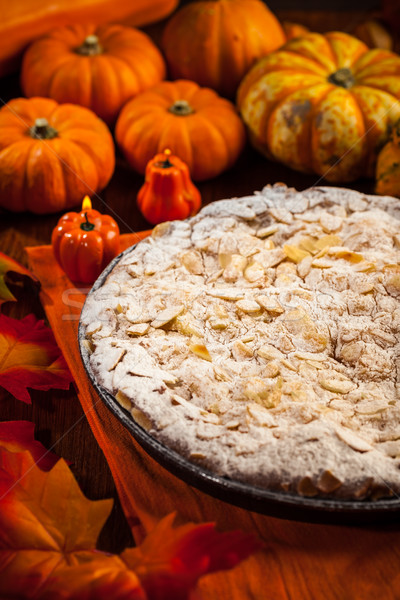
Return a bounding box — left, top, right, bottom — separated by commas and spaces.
81, 184, 400, 500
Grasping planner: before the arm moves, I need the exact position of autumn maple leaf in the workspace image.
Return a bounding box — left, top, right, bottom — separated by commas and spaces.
0, 313, 73, 403
0, 420, 60, 470
0, 251, 38, 305
122, 513, 262, 600
0, 431, 261, 600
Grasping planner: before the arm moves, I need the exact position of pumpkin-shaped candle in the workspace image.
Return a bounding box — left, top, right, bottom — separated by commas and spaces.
137, 149, 202, 225
51, 196, 120, 284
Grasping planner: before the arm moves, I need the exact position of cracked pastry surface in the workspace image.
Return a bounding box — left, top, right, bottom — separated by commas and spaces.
81, 184, 400, 500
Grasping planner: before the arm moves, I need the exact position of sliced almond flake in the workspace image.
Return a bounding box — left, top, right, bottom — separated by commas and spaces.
223, 254, 247, 282
265, 361, 280, 378
241, 334, 255, 343
209, 318, 228, 330
257, 344, 284, 361
299, 236, 318, 254
213, 365, 232, 381
181, 250, 204, 274
200, 411, 220, 424
246, 402, 278, 427
353, 261, 376, 273
319, 378, 356, 394
305, 359, 326, 370
115, 303, 125, 314
225, 420, 240, 430
127, 323, 150, 336
354, 399, 389, 415
86, 321, 103, 336
260, 248, 286, 268
82, 339, 94, 354
269, 207, 293, 224
175, 314, 204, 337
283, 244, 310, 263
244, 261, 265, 282
255, 295, 284, 314
126, 309, 151, 324
171, 394, 187, 405
312, 258, 332, 269
294, 351, 327, 361
297, 255, 313, 278
190, 451, 206, 459
317, 470, 342, 493
335, 427, 373, 452
280, 359, 298, 372
151, 305, 185, 328
196, 423, 222, 440
232, 340, 254, 359
264, 239, 275, 250
206, 269, 224, 283
115, 389, 131, 411
189, 343, 212, 361
151, 221, 172, 238
106, 348, 126, 371
236, 299, 262, 314
256, 225, 278, 238
314, 235, 342, 250
207, 288, 245, 301
297, 476, 319, 497
327, 248, 363, 263
131, 407, 152, 431
320, 213, 343, 233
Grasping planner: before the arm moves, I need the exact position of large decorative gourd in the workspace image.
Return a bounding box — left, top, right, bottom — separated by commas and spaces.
237, 31, 400, 182
21, 24, 166, 125
0, 97, 115, 214
162, 0, 285, 98
0, 0, 178, 76
115, 79, 246, 181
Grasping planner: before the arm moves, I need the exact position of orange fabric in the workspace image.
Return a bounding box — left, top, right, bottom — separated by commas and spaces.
27, 234, 400, 600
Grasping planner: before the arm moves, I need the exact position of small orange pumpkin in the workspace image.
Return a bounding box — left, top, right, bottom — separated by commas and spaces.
376, 120, 400, 196
238, 31, 400, 182
21, 24, 166, 124
0, 97, 115, 214
162, 0, 285, 98
115, 79, 246, 181
137, 149, 201, 225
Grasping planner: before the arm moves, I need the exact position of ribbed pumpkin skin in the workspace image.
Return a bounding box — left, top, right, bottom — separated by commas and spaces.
0, 97, 115, 214
238, 31, 400, 183
21, 24, 166, 124
162, 0, 285, 98
115, 80, 246, 181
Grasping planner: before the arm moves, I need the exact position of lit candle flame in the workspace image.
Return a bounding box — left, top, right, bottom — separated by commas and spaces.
164, 149, 171, 158
82, 195, 92, 211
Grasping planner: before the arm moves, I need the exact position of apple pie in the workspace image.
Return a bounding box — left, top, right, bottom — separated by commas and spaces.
81, 184, 400, 500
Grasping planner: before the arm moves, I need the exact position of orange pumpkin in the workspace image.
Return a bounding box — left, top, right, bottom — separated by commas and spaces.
237, 31, 400, 183
21, 24, 166, 125
161, 0, 285, 98
0, 97, 115, 214
376, 120, 400, 196
0, 0, 178, 76
282, 21, 309, 41
115, 80, 246, 181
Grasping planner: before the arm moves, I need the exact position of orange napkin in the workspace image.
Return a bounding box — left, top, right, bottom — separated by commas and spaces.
26, 233, 400, 600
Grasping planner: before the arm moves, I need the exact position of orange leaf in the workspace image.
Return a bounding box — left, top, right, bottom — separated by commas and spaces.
122, 513, 263, 600
0, 251, 38, 305
0, 420, 60, 471
0, 313, 73, 403
0, 448, 114, 599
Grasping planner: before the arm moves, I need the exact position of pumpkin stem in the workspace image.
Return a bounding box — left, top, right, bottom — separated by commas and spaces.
76, 34, 103, 56
29, 118, 58, 140
169, 100, 194, 116
81, 213, 95, 232
328, 68, 355, 89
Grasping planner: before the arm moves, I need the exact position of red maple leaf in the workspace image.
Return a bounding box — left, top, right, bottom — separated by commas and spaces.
0, 313, 73, 403
0, 420, 60, 471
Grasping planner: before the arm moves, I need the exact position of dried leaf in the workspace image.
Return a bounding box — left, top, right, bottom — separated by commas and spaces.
0, 314, 73, 403
0, 448, 114, 599
0, 251, 38, 306
121, 512, 262, 600
0, 420, 60, 471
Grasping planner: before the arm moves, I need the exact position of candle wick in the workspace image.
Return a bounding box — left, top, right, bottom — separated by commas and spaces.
80, 212, 95, 232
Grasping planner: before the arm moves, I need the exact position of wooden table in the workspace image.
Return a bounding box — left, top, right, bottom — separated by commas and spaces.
0, 8, 391, 558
